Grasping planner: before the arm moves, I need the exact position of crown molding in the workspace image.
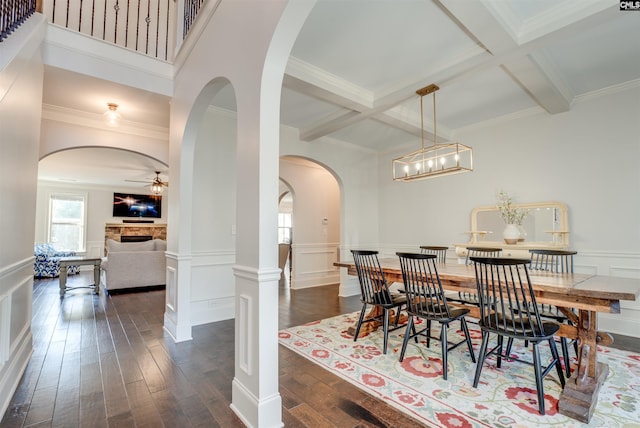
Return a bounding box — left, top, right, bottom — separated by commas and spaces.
42, 104, 169, 141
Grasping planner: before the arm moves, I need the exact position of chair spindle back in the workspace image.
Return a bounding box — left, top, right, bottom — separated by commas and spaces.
397, 253, 449, 318
465, 247, 502, 265
419, 246, 448, 264
471, 257, 546, 338
529, 249, 576, 273
351, 250, 392, 305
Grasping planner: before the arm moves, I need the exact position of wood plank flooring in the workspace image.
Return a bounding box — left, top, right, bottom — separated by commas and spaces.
0, 273, 419, 427
1, 272, 638, 427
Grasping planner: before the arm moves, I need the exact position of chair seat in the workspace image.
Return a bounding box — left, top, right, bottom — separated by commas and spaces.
388, 293, 407, 306
481, 316, 560, 339
409, 305, 470, 321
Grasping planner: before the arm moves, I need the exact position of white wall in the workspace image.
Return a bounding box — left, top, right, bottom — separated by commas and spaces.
189, 107, 237, 325
35, 182, 169, 257
280, 157, 340, 289
279, 124, 380, 296
185, 107, 345, 324
0, 16, 47, 420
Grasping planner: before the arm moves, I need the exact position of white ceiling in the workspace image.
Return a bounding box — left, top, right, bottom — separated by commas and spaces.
39, 0, 640, 186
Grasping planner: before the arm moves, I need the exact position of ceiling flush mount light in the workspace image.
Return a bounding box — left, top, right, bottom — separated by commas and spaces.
103, 102, 121, 127
392, 84, 472, 181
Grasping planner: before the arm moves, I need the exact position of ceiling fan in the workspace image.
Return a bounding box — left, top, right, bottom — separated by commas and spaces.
125, 171, 169, 195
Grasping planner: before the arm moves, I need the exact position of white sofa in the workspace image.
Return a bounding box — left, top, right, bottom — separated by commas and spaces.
101, 238, 166, 292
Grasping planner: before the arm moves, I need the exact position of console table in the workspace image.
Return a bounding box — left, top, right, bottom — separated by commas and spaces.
59, 257, 101, 297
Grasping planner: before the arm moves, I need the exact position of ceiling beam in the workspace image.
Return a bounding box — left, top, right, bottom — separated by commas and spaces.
287, 0, 620, 142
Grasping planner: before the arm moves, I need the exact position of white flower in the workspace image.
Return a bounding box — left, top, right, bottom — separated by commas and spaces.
497, 191, 528, 225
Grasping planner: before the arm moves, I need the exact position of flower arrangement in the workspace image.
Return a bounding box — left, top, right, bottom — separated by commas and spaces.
497, 191, 528, 225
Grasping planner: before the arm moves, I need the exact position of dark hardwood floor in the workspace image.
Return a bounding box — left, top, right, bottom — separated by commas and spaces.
1, 272, 638, 427
0, 272, 424, 427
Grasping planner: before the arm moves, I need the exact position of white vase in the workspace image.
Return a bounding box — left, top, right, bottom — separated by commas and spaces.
503, 224, 520, 244
517, 225, 527, 242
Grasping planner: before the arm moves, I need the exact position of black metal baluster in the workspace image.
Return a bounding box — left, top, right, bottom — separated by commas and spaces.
135, 0, 139, 50
90, 0, 95, 36
114, 0, 119, 43
124, 0, 129, 47
102, 0, 106, 40
145, 0, 149, 54
164, 0, 168, 60
78, 0, 82, 31
154, 0, 159, 58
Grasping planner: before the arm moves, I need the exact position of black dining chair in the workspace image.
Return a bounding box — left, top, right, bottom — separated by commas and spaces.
396, 252, 476, 380
470, 257, 565, 415
351, 250, 407, 354
447, 247, 503, 307
528, 248, 579, 377
419, 246, 448, 264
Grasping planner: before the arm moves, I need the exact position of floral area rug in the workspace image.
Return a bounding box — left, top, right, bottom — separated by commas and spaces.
278, 312, 640, 427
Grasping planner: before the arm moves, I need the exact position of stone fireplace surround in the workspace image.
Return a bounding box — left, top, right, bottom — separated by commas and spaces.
104, 223, 167, 255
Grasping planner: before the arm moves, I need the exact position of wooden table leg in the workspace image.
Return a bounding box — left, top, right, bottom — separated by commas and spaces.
558, 309, 610, 423
59, 262, 68, 297
93, 261, 101, 294
346, 306, 407, 338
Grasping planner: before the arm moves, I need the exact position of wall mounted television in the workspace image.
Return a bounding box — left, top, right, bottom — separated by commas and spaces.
113, 193, 162, 218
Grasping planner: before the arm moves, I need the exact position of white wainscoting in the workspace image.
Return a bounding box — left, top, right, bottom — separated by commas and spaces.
190, 250, 235, 326
290, 243, 340, 290
578, 251, 640, 338
0, 258, 34, 421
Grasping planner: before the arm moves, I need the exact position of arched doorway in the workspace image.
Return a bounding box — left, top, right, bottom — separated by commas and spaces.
36, 147, 168, 258
279, 156, 341, 291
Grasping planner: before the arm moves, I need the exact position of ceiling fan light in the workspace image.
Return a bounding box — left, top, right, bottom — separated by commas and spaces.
103, 103, 121, 127
151, 181, 164, 195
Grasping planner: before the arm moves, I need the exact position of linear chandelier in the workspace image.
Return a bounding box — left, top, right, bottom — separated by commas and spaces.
392, 84, 472, 181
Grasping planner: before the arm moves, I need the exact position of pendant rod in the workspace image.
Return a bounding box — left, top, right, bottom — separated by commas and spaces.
416, 84, 439, 149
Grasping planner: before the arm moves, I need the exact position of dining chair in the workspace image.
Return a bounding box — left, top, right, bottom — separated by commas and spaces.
351, 250, 407, 354
470, 257, 565, 415
447, 247, 503, 307
396, 252, 476, 380
419, 245, 448, 264
528, 248, 579, 377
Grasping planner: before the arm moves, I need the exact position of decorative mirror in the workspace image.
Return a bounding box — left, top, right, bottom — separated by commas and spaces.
468, 201, 569, 246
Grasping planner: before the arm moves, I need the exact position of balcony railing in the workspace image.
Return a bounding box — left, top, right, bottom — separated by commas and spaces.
183, 0, 203, 39
44, 0, 176, 61
1, 0, 37, 42
2, 0, 205, 60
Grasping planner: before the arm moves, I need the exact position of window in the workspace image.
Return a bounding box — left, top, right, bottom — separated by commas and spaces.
278, 212, 292, 244
49, 193, 86, 252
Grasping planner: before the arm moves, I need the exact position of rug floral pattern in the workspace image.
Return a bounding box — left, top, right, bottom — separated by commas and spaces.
278, 312, 640, 427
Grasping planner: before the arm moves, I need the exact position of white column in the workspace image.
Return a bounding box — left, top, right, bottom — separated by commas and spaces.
231, 266, 282, 427
163, 252, 192, 342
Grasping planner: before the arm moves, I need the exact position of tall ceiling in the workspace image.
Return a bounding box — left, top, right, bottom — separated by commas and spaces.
40, 0, 640, 186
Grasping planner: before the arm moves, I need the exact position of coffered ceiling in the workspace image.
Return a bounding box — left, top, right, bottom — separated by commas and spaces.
39, 0, 640, 186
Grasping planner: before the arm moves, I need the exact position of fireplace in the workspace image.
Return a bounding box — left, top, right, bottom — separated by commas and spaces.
104, 223, 167, 255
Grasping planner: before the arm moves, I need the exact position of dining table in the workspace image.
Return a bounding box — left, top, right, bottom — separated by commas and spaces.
334, 257, 639, 423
